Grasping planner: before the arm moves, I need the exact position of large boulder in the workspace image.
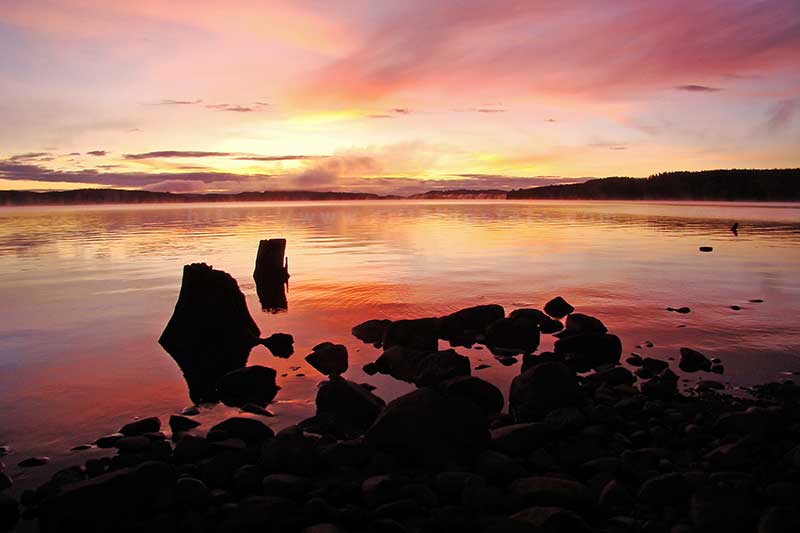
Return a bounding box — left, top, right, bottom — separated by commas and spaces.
544, 296, 575, 318
159, 263, 261, 403
313, 377, 386, 438
305, 342, 348, 376
216, 365, 280, 407
365, 387, 490, 465
485, 317, 540, 355
414, 349, 471, 386
352, 319, 392, 346
679, 347, 712, 373
439, 376, 504, 415
374, 346, 429, 382
382, 318, 439, 351
439, 305, 505, 344
209, 417, 274, 444
509, 308, 563, 334
554, 333, 621, 370
261, 333, 294, 358
510, 362, 580, 421
555, 313, 607, 338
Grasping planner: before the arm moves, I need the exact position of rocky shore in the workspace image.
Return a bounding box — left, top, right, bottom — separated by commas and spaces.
2, 276, 799, 532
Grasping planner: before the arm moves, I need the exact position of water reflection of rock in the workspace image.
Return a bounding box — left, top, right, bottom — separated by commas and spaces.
253, 238, 290, 313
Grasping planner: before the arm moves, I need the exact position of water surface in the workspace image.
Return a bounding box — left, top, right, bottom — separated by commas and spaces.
1, 200, 799, 490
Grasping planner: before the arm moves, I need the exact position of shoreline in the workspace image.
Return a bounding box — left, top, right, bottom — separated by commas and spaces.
2, 291, 799, 532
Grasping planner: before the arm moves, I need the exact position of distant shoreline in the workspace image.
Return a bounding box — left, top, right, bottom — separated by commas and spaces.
2, 168, 799, 206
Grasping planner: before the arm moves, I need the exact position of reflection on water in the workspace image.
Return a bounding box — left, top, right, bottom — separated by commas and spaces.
0, 200, 799, 486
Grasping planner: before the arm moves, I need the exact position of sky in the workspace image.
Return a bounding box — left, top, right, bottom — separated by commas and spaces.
0, 0, 799, 195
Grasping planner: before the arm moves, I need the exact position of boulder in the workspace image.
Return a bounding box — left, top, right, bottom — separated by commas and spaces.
438, 376, 504, 414
509, 362, 580, 421
555, 313, 607, 338
679, 347, 712, 373
511, 506, 590, 533
261, 333, 294, 358
169, 415, 201, 433
305, 342, 348, 376
414, 349, 471, 386
510, 308, 564, 334
314, 377, 386, 437
442, 305, 504, 335
374, 346, 429, 382
554, 333, 621, 369
159, 263, 261, 403
0, 493, 19, 530
352, 319, 392, 345
216, 365, 279, 407
119, 417, 161, 436
510, 477, 593, 510
485, 317, 540, 354
382, 318, 439, 351
544, 297, 575, 318
365, 387, 490, 465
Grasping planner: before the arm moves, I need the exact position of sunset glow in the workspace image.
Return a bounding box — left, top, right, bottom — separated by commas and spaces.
1, 0, 799, 194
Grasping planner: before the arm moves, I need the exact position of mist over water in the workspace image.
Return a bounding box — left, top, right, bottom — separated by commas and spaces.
1, 200, 799, 488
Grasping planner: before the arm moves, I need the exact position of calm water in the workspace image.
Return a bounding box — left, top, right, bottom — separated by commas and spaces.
1, 200, 799, 491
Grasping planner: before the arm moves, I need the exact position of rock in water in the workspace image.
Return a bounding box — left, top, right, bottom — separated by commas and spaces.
159, 263, 261, 403
414, 349, 471, 386
305, 342, 348, 376
679, 347, 712, 373
544, 296, 574, 318
314, 377, 386, 437
119, 417, 161, 436
510, 362, 579, 421
261, 333, 294, 358
382, 318, 440, 351
699, 246, 713, 252
215, 365, 280, 407
439, 376, 504, 415
365, 387, 490, 465
555, 313, 607, 338
169, 415, 200, 433
485, 317, 540, 355
352, 319, 392, 345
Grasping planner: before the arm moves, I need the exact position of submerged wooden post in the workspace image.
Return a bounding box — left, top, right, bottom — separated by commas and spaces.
254, 238, 290, 312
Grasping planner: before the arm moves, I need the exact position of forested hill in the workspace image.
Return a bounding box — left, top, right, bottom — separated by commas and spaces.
508, 169, 800, 201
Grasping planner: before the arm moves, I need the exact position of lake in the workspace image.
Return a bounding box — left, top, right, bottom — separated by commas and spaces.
1, 200, 799, 491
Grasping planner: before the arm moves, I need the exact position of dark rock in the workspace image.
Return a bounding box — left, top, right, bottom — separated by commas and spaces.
382, 318, 439, 351
175, 477, 209, 506
759, 506, 800, 533
173, 435, 210, 463
485, 317, 540, 354
498, 355, 518, 366
599, 479, 634, 511
445, 304, 505, 332
510, 477, 593, 510
475, 364, 491, 370
638, 473, 689, 505
306, 342, 348, 376
679, 347, 712, 373
261, 333, 294, 358
18, 457, 49, 467
544, 296, 575, 319
314, 377, 386, 437
119, 416, 160, 436
0, 472, 11, 491
95, 433, 124, 448
699, 246, 713, 252
169, 414, 201, 433
262, 474, 311, 500
438, 376, 504, 414
491, 423, 554, 455
554, 333, 621, 369
475, 450, 526, 484
626, 354, 643, 366
414, 349, 471, 386
556, 313, 607, 338
642, 357, 669, 373
690, 482, 755, 532
159, 263, 261, 403
363, 362, 379, 375
543, 407, 587, 432
208, 417, 274, 443
510, 362, 580, 421
352, 319, 392, 345
216, 365, 279, 407
365, 387, 489, 465
70, 444, 92, 451
509, 308, 563, 334
511, 506, 591, 533
0, 493, 19, 529
586, 366, 635, 386
114, 436, 152, 452
374, 345, 428, 382
303, 523, 344, 533
730, 305, 742, 311
711, 364, 725, 374
181, 406, 200, 416
241, 403, 274, 417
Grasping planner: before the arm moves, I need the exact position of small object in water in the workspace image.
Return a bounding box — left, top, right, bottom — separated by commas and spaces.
70, 444, 92, 451
731, 222, 739, 236
699, 246, 713, 252
730, 305, 741, 311
241, 403, 275, 417
474, 364, 491, 370
676, 324, 687, 328
295, 373, 305, 377
748, 299, 763, 303
181, 406, 200, 416
0, 445, 9, 456
644, 341, 654, 348
675, 307, 690, 314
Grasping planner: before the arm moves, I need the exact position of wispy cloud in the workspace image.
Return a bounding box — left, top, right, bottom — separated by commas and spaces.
766, 99, 799, 131
675, 85, 722, 92
86, 150, 107, 156
124, 150, 234, 160
149, 99, 203, 106
8, 152, 52, 162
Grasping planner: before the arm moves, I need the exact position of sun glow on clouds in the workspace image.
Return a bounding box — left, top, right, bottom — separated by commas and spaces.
0, 0, 799, 194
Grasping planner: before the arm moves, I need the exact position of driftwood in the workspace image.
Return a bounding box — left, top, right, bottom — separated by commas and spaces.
254, 238, 290, 312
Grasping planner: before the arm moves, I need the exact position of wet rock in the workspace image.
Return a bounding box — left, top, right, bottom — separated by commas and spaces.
510, 477, 593, 510
510, 362, 580, 421
209, 417, 274, 444
382, 318, 439, 351
18, 457, 49, 467
352, 319, 392, 345
544, 296, 575, 319
261, 333, 294, 358
70, 444, 92, 451
365, 387, 490, 465
363, 362, 379, 375
485, 317, 540, 354
642, 357, 669, 373
314, 377, 386, 437
587, 366, 635, 386
759, 506, 800, 533
554, 333, 622, 369
114, 436, 152, 452
498, 355, 518, 366
690, 482, 755, 532
0, 493, 19, 529
638, 473, 689, 505
679, 347, 712, 373
119, 416, 160, 436
599, 479, 634, 511
445, 304, 505, 333
438, 375, 504, 415
711, 364, 725, 374
666, 306, 691, 313
374, 346, 427, 382
262, 474, 310, 500
511, 506, 590, 533
159, 263, 261, 403
491, 423, 554, 455
181, 406, 200, 416
556, 313, 607, 338
414, 349, 471, 386
626, 353, 643, 366
543, 407, 587, 433
241, 403, 274, 417
306, 342, 349, 376
173, 435, 210, 463
475, 364, 491, 370
175, 477, 209, 506
699, 246, 713, 252
509, 308, 564, 334
214, 365, 280, 408
169, 415, 200, 433
0, 472, 11, 491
